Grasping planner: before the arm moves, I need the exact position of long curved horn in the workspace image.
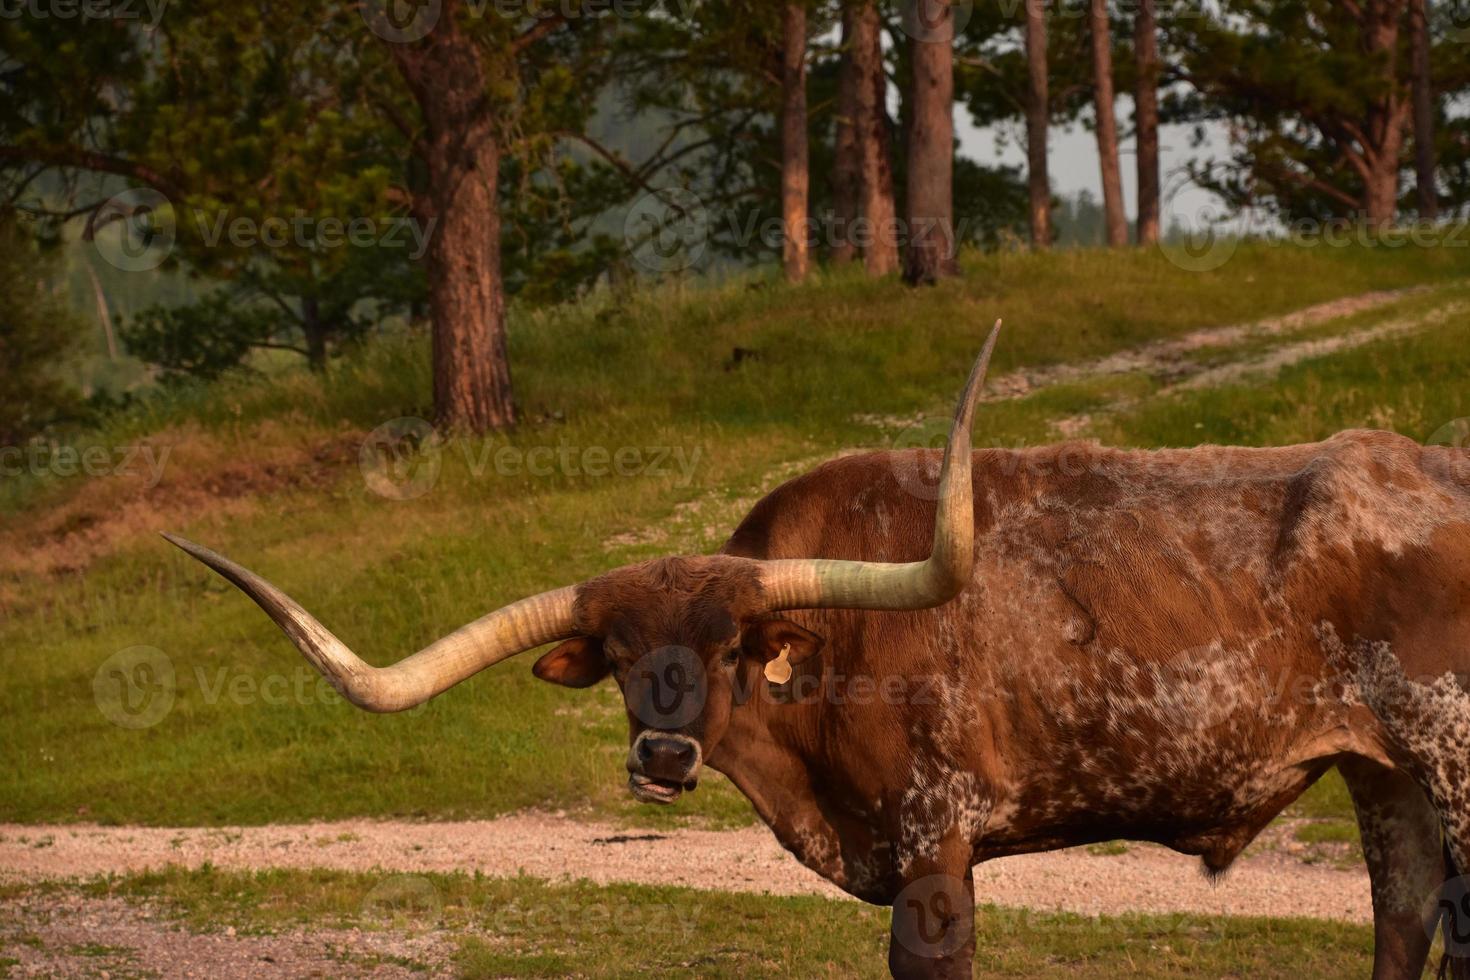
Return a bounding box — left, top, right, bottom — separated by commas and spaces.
165, 323, 997, 708
162, 535, 579, 712
756, 320, 1000, 612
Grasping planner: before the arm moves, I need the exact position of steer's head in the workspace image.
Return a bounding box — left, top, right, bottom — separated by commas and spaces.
531, 554, 824, 804
163, 324, 999, 806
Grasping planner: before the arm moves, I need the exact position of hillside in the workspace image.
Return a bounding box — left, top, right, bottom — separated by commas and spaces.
2, 240, 1468, 828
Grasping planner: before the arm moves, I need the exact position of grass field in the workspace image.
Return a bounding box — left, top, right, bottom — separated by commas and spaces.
1, 868, 1382, 978
3, 238, 1469, 829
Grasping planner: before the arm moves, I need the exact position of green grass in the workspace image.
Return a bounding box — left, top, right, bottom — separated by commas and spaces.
1295, 771, 1357, 822
1093, 287, 1470, 450
29, 866, 1378, 978
1294, 820, 1360, 846
65, 942, 133, 958
2, 240, 1469, 827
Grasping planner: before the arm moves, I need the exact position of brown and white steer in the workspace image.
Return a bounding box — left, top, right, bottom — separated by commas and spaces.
168, 326, 1470, 979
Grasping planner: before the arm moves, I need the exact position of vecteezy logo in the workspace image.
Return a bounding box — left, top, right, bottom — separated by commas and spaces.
623, 189, 709, 274
1426, 418, 1470, 484
93, 646, 176, 729
1428, 419, 1470, 450
359, 417, 443, 500
1425, 875, 1470, 960
1158, 175, 1241, 273
1446, 0, 1470, 43
626, 645, 706, 729
90, 187, 176, 272
361, 874, 443, 926
361, 0, 441, 42
891, 874, 970, 959
888, 414, 954, 502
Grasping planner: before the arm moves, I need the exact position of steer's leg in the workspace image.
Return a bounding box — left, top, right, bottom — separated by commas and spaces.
1320, 609, 1470, 978
1419, 781, 1470, 980
1358, 665, 1470, 979
1362, 668, 1470, 975
1339, 756, 1441, 980
1418, 791, 1470, 980
887, 845, 975, 980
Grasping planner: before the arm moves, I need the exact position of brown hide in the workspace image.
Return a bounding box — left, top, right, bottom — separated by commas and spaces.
681, 431, 1470, 900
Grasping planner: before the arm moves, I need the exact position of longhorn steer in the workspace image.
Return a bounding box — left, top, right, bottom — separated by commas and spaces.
168, 325, 1470, 979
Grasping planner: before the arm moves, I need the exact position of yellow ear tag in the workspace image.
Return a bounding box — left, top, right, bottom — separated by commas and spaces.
764, 643, 793, 684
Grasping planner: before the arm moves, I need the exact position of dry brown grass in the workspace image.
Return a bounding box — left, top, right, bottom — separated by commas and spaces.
0, 420, 362, 581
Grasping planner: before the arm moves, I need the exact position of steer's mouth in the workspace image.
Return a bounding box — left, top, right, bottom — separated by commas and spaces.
628, 772, 697, 805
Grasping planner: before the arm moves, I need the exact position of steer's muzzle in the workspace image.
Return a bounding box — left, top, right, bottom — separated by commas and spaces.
627, 732, 701, 805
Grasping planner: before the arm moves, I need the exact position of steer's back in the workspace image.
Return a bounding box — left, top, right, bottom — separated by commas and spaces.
728, 429, 1470, 621
730, 428, 1470, 564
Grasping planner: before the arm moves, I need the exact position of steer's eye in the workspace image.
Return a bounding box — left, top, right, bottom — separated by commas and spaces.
720, 647, 740, 668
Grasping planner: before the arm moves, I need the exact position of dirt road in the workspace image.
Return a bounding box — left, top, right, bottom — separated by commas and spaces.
1, 812, 1368, 922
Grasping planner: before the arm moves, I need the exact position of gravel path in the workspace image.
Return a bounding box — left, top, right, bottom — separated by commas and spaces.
0, 892, 455, 979
0, 813, 1370, 924
980, 285, 1434, 402
851, 283, 1454, 441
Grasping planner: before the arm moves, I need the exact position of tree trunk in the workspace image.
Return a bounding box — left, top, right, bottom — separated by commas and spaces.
1023, 0, 1052, 249
1134, 0, 1161, 245
852, 0, 899, 276
1089, 0, 1128, 247
903, 0, 958, 286
781, 2, 810, 282
1364, 136, 1407, 226
385, 0, 515, 433
1411, 0, 1438, 220
301, 295, 328, 372
1361, 1, 1410, 228
83, 261, 119, 360
832, 4, 861, 265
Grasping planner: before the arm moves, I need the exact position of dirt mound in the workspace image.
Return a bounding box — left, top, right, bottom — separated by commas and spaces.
1, 421, 361, 582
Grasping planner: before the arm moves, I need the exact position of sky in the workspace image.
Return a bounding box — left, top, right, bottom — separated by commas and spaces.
957, 108, 1233, 232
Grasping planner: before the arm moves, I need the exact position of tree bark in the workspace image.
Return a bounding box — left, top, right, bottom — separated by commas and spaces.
1089, 0, 1128, 247
1361, 0, 1410, 228
301, 295, 327, 372
386, 0, 515, 432
832, 4, 861, 265
851, 0, 899, 276
903, 0, 958, 286
1364, 130, 1408, 228
1133, 0, 1161, 245
781, 2, 810, 282
1023, 0, 1052, 249
1411, 0, 1438, 219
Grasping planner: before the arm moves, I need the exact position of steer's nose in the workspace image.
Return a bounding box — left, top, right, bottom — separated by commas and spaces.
634, 734, 699, 783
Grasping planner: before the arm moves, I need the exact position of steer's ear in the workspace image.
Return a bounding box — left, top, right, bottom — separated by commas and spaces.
532, 637, 610, 688
744, 618, 825, 666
